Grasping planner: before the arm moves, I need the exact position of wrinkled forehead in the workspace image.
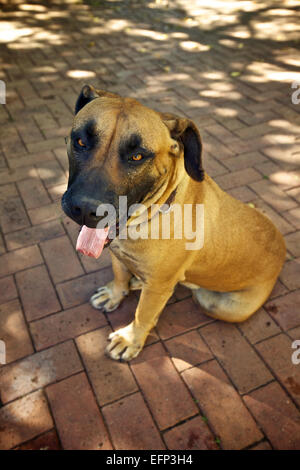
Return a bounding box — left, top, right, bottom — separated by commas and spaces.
72, 97, 169, 152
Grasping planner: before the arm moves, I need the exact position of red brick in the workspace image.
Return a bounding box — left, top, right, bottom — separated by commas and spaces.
40, 235, 84, 283
253, 160, 282, 179
54, 147, 68, 172
0, 166, 38, 184
238, 307, 281, 344
14, 429, 62, 450
250, 441, 272, 450
215, 116, 245, 132
251, 198, 295, 235
206, 123, 235, 143
0, 196, 30, 233
182, 361, 263, 449
56, 267, 113, 309
165, 330, 213, 372
164, 416, 219, 450
0, 299, 34, 363
255, 334, 300, 406
256, 164, 300, 191
280, 257, 300, 290
205, 136, 235, 160
242, 111, 277, 126
17, 178, 50, 210
27, 201, 63, 225
0, 183, 18, 199
0, 340, 82, 403
204, 155, 227, 177
265, 291, 300, 330
285, 231, 300, 258
79, 247, 112, 273
43, 126, 69, 140
156, 298, 212, 340
8, 150, 54, 169
34, 111, 58, 131
48, 183, 67, 202
131, 342, 198, 430
286, 186, 300, 204
0, 232, 5, 254
16, 265, 61, 321
227, 185, 257, 203
0, 390, 53, 450
62, 215, 80, 246
287, 326, 300, 340
269, 279, 288, 299
273, 170, 300, 191
102, 392, 165, 450
250, 180, 297, 212
1, 127, 26, 159
174, 283, 192, 300
234, 122, 273, 140
36, 160, 67, 188
199, 322, 272, 393
26, 138, 65, 153
244, 382, 300, 449
14, 81, 38, 101
215, 168, 261, 190
107, 292, 159, 347
5, 220, 65, 251
0, 245, 43, 278
30, 302, 107, 350
76, 326, 137, 406
283, 207, 300, 230
0, 276, 17, 304
46, 372, 112, 450
223, 151, 267, 171
109, 292, 138, 330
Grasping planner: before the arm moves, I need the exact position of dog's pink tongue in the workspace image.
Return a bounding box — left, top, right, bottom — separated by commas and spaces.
76, 225, 109, 259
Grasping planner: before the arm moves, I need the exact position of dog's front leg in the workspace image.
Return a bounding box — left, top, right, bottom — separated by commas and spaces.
90, 251, 132, 312
106, 283, 174, 361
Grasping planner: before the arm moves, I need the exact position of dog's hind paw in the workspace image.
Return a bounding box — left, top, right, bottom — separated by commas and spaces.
129, 276, 143, 291
90, 283, 127, 312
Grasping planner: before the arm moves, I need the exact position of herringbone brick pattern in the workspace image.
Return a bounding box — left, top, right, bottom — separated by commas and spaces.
0, 0, 300, 450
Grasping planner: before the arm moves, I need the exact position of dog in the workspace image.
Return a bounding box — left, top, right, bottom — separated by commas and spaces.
62, 84, 286, 361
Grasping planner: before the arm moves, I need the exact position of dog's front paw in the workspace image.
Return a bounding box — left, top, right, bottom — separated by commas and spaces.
90, 282, 128, 312
106, 323, 146, 361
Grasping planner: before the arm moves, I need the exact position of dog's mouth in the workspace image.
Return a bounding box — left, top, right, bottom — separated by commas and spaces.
76, 223, 120, 258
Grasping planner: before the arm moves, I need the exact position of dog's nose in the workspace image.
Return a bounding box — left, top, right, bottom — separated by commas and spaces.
69, 196, 101, 227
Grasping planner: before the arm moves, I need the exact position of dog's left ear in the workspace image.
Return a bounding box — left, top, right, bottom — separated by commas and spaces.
161, 113, 204, 182
75, 85, 100, 114
75, 85, 120, 114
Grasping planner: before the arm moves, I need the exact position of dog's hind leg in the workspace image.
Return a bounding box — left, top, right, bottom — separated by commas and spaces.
90, 252, 132, 312
129, 276, 143, 291
191, 280, 277, 323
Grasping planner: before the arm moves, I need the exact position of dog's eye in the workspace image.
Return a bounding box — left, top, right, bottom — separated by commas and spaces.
77, 138, 86, 147
131, 154, 143, 162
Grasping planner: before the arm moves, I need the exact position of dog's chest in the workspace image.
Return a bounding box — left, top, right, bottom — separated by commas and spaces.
110, 239, 148, 280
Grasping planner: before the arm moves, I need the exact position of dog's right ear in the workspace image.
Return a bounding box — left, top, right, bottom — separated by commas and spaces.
75, 85, 120, 114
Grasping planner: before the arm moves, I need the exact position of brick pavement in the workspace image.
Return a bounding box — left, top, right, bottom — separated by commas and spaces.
0, 0, 300, 450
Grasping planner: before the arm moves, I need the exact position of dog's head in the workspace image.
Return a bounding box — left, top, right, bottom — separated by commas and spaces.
62, 85, 204, 228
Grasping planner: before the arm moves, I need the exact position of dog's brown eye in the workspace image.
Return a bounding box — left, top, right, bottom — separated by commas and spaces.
132, 154, 143, 161
77, 138, 86, 147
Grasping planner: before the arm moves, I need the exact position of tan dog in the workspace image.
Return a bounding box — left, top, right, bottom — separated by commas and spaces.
62, 85, 286, 361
